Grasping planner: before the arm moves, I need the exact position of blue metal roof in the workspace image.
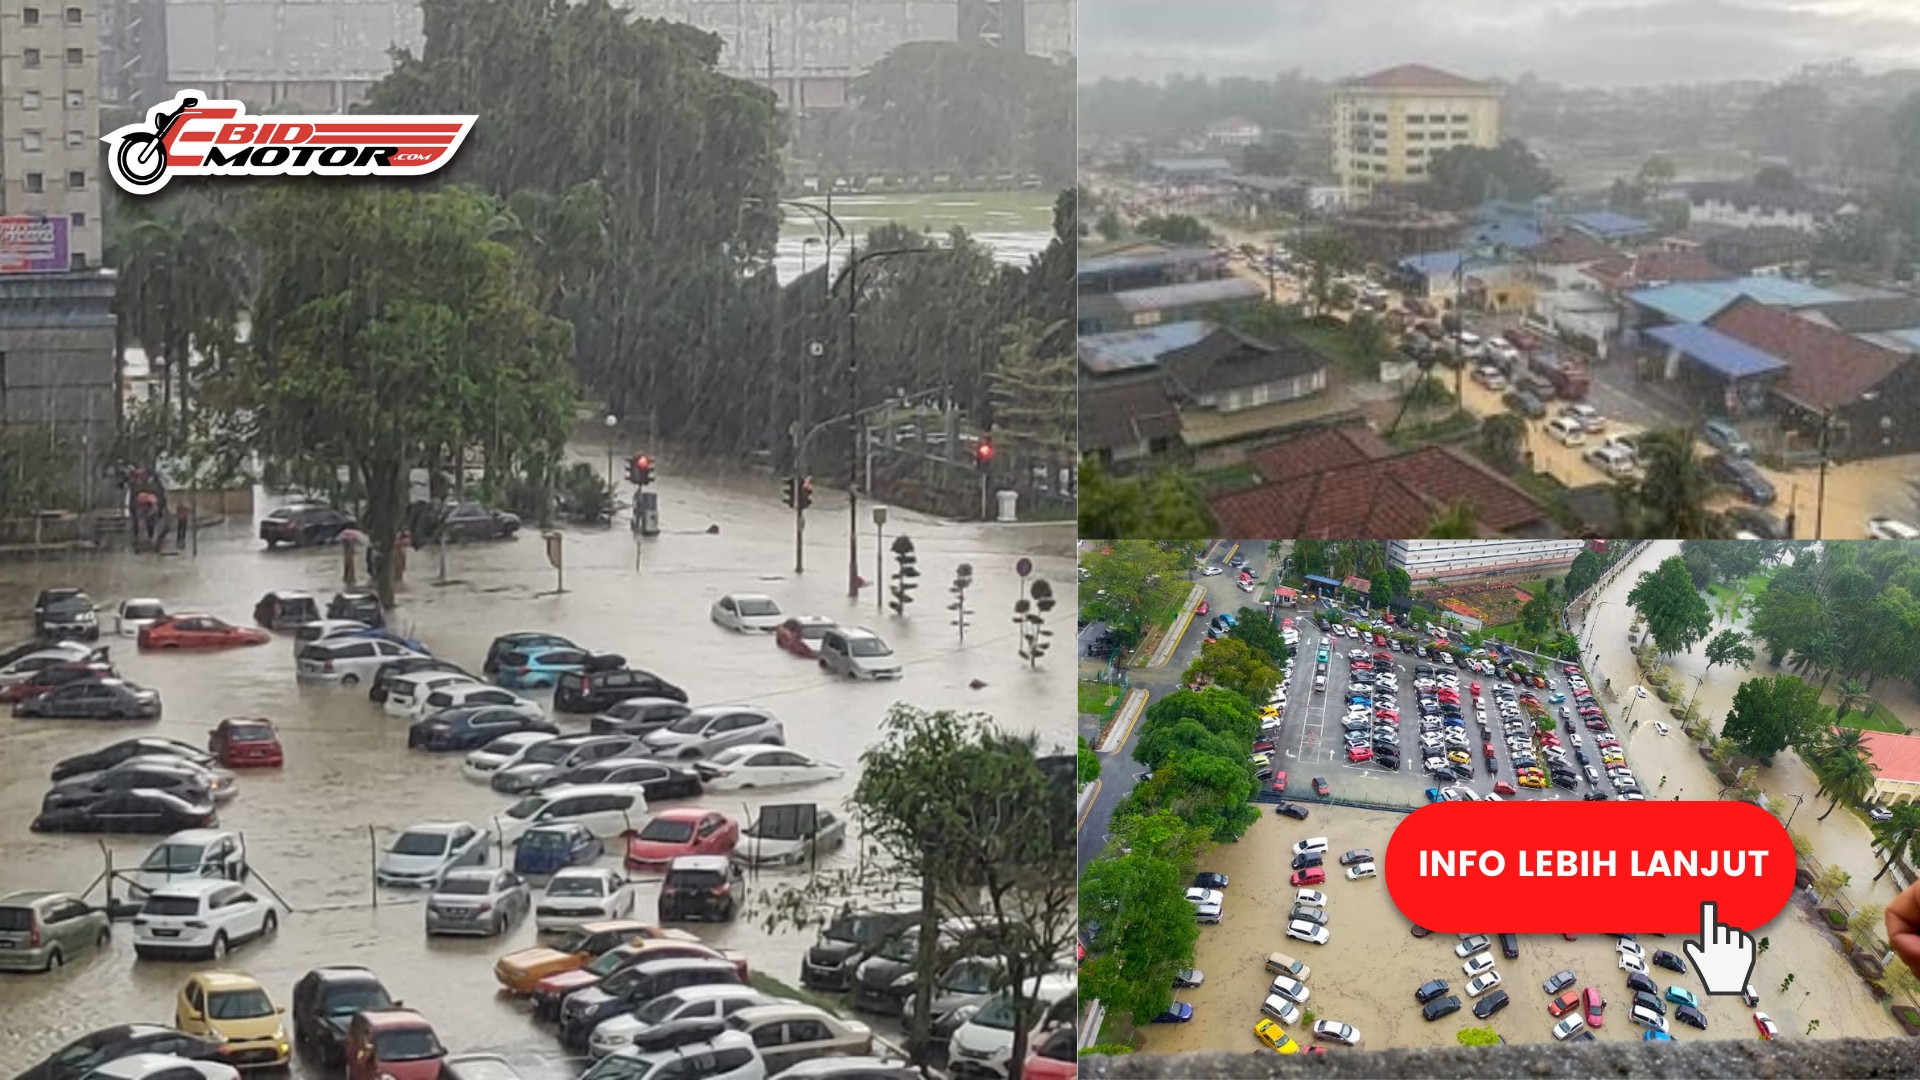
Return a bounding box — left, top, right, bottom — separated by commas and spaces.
1646, 323, 1788, 380
1625, 277, 1847, 324
1077, 246, 1221, 279
1113, 277, 1264, 312
1886, 328, 1920, 353
1399, 250, 1465, 278
1463, 219, 1544, 252
1077, 320, 1213, 375
1304, 574, 1343, 587
1566, 210, 1653, 239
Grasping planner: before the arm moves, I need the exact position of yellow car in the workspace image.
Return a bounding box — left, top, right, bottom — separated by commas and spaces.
1254, 1018, 1299, 1053
1260, 705, 1282, 720
1517, 775, 1548, 789
175, 971, 290, 1069
494, 920, 685, 994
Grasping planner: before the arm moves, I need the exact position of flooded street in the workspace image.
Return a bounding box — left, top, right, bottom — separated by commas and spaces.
774, 190, 1059, 281
0, 460, 1074, 1076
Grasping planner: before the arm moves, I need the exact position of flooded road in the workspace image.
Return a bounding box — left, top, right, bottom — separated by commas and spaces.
0, 459, 1074, 1076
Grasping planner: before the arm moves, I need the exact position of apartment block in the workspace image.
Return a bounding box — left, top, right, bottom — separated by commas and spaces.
1389, 539, 1586, 581
1332, 63, 1502, 198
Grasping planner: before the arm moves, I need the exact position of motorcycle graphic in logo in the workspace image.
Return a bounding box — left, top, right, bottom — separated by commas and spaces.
102, 91, 477, 195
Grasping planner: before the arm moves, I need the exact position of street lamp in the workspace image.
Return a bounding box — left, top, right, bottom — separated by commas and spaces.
872, 506, 889, 614
604, 414, 618, 487
1785, 793, 1805, 829
799, 235, 821, 277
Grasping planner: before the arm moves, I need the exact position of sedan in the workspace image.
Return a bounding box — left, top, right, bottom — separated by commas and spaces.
31, 789, 216, 834
409, 706, 558, 752
1652, 950, 1689, 974
15, 679, 162, 720
1310, 1020, 1359, 1046
1552, 1014, 1585, 1040
1414, 979, 1449, 1005
375, 821, 489, 887
1472, 990, 1510, 1020
1421, 996, 1461, 1021
710, 593, 784, 633
1665, 985, 1699, 1009
1754, 1011, 1778, 1040
1464, 972, 1502, 998
438, 502, 521, 541
534, 868, 636, 931
1543, 969, 1577, 995
1285, 920, 1329, 946
0, 661, 116, 704
137, 616, 270, 651
1172, 969, 1204, 988
695, 745, 843, 791
1463, 954, 1495, 979
425, 867, 531, 936
1455, 935, 1491, 959
51, 737, 213, 781
621, 809, 740, 872
1150, 1003, 1193, 1024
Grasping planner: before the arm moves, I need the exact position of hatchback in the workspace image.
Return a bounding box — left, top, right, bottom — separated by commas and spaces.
0, 891, 111, 972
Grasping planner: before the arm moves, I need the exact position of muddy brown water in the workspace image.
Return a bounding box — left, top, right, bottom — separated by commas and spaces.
0, 475, 1073, 1076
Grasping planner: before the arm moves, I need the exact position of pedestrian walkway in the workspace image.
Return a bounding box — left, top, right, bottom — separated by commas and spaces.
1097, 688, 1149, 754
1142, 584, 1205, 669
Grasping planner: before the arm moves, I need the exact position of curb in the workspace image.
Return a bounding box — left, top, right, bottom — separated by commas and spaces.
1078, 779, 1103, 831
1097, 688, 1150, 754
1143, 583, 1207, 669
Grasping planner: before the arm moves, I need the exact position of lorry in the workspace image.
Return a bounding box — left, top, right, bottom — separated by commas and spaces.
1530, 351, 1591, 400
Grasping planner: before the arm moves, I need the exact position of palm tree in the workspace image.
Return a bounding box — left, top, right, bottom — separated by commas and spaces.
1817, 746, 1877, 821
1478, 413, 1528, 473
1871, 803, 1920, 882
1836, 679, 1873, 719
1425, 498, 1481, 539
1619, 428, 1730, 539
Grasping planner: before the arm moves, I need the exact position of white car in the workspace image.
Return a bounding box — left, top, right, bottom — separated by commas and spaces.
288, 619, 373, 656
1292, 837, 1329, 857
1295, 889, 1327, 908
1199, 565, 1224, 577
1194, 902, 1222, 924
1872, 805, 1895, 823
375, 821, 489, 887
1260, 994, 1301, 1025
734, 807, 847, 867
1184, 888, 1224, 907
87, 1055, 240, 1080
817, 626, 902, 680
1269, 974, 1309, 1005
296, 636, 427, 686
1654, 722, 1670, 736
463, 731, 558, 782
132, 828, 248, 896
114, 599, 168, 637
1552, 1014, 1585, 1040
131, 879, 276, 961
1546, 416, 1587, 446
418, 681, 541, 721
1620, 953, 1648, 974
383, 671, 483, 717
1632, 1003, 1667, 1033
1286, 919, 1329, 945
1346, 862, 1377, 880
0, 642, 103, 686
1868, 517, 1920, 540
587, 985, 778, 1059
694, 745, 844, 791
710, 593, 784, 632
1618, 940, 1644, 958
1311, 1020, 1360, 1046
1465, 972, 1502, 997
1463, 954, 1495, 978
534, 867, 636, 932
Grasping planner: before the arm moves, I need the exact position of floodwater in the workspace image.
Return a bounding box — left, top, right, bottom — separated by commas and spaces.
774, 190, 1058, 282
0, 460, 1074, 1076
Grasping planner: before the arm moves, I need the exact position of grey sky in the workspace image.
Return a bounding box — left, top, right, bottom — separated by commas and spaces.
1078, 0, 1920, 86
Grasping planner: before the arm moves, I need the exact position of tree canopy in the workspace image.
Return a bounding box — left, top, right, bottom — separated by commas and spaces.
1704, 629, 1756, 672
1079, 541, 1193, 645
1722, 673, 1823, 765
1079, 852, 1198, 1023
847, 42, 1072, 186
1627, 555, 1714, 656
1182, 638, 1282, 704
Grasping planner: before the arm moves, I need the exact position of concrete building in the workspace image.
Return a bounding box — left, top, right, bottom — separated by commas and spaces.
1331, 63, 1502, 198
1686, 181, 1858, 234
1388, 539, 1586, 581
1858, 730, 1920, 807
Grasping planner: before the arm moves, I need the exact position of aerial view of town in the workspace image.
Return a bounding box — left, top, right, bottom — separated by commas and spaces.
1076, 537, 1920, 1067
1075, 0, 1920, 541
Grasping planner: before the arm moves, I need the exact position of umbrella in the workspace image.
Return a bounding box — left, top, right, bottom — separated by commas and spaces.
338, 528, 369, 548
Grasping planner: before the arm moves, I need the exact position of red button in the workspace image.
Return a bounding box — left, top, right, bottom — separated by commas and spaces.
1384, 801, 1795, 934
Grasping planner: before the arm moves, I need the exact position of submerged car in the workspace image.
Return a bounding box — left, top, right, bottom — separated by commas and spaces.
733, 806, 846, 866
375, 821, 489, 888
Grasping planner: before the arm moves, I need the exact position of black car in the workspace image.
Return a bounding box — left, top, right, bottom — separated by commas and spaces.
7, 661, 116, 702
1472, 989, 1510, 1019
1625, 972, 1658, 996
554, 667, 688, 713
1503, 389, 1547, 419
1414, 978, 1450, 1004
368, 656, 472, 704
1290, 852, 1322, 871
439, 502, 522, 542
50, 737, 213, 781
259, 503, 357, 548
1373, 754, 1401, 770
1632, 990, 1664, 1016
15, 679, 162, 720
1727, 506, 1789, 540
1674, 1004, 1707, 1030
34, 588, 100, 642
290, 965, 395, 1067
253, 591, 322, 631
1499, 933, 1519, 959
484, 632, 580, 676
557, 959, 744, 1049
43, 760, 213, 810
1652, 949, 1688, 974
31, 789, 215, 833
1274, 802, 1309, 820
1192, 872, 1228, 891
1422, 995, 1462, 1021
1552, 774, 1577, 790
589, 697, 695, 737
1709, 455, 1777, 506
540, 757, 703, 799
326, 592, 385, 627
408, 706, 559, 751
16, 1024, 224, 1080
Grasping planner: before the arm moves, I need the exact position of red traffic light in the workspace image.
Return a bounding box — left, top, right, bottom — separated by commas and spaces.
975, 441, 993, 462
635, 455, 651, 469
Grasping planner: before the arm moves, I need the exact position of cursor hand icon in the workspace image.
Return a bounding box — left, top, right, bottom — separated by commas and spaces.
1683, 901, 1757, 995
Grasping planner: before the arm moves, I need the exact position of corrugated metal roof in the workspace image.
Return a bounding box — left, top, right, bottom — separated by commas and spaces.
1076, 246, 1220, 278
1077, 320, 1213, 375
1646, 323, 1788, 380
1625, 277, 1846, 324
1112, 277, 1264, 312
1566, 210, 1653, 238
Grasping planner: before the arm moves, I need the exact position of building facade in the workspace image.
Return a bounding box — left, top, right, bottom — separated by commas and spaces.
1389, 539, 1586, 581
1331, 63, 1501, 198
1859, 730, 1920, 807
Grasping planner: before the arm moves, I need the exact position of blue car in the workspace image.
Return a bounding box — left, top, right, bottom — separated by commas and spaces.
1425, 788, 1444, 803
1548, 692, 1565, 703
1665, 985, 1699, 1009
495, 644, 596, 689
1218, 612, 1238, 629
1151, 1003, 1194, 1024
511, 822, 604, 876
1642, 1029, 1673, 1041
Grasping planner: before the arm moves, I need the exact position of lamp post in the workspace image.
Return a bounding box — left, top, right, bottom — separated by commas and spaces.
604, 414, 618, 488
1581, 600, 1612, 656
872, 506, 888, 614
799, 235, 821, 277
1785, 793, 1805, 829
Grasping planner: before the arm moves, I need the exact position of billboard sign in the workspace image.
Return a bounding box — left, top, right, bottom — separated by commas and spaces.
0, 215, 71, 274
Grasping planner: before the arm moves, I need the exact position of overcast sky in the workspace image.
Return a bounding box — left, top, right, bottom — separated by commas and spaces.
1078, 0, 1920, 86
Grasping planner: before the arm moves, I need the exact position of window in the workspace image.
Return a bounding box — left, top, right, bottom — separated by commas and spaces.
66, 47, 83, 65
70, 250, 87, 271
25, 172, 44, 193
65, 130, 83, 148
21, 131, 44, 152
66, 5, 81, 22
22, 6, 40, 24
24, 48, 41, 67
66, 89, 83, 108
68, 170, 86, 189
22, 90, 41, 110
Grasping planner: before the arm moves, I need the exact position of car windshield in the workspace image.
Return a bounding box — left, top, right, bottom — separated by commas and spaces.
323, 985, 393, 1016
141, 843, 206, 872
848, 637, 892, 657
226, 724, 273, 742
43, 596, 91, 615
581, 1054, 658, 1080
482, 736, 533, 755
521, 829, 571, 851
639, 819, 695, 843
124, 602, 165, 619
736, 598, 779, 617
548, 876, 606, 897
505, 797, 544, 820
942, 961, 999, 994
632, 994, 691, 1024
666, 869, 727, 890
971, 993, 1024, 1031
207, 989, 275, 1020
522, 743, 572, 764
588, 949, 634, 976
437, 877, 491, 896
373, 1028, 445, 1062
799, 623, 831, 639
391, 832, 450, 856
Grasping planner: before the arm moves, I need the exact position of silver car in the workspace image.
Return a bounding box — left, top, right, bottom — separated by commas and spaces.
0, 891, 111, 972
425, 867, 530, 936
640, 707, 783, 761
376, 821, 490, 887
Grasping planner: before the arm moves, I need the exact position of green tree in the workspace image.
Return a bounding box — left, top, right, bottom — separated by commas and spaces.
1078, 736, 1101, 785
1811, 863, 1851, 902
1296, 232, 1351, 317
1136, 215, 1213, 245
1079, 541, 1192, 640
847, 42, 1072, 184
1133, 718, 1245, 773
1564, 549, 1605, 598
1456, 1025, 1501, 1048
1076, 460, 1216, 540
1079, 852, 1199, 1023
1478, 413, 1528, 474
1618, 428, 1730, 539
1422, 139, 1558, 209
1873, 803, 1920, 882
1129, 747, 1260, 844
1682, 545, 1714, 589
1139, 688, 1262, 748
1836, 679, 1873, 719
233, 185, 575, 606
1226, 609, 1290, 665
1704, 629, 1756, 672
1181, 638, 1281, 703
1722, 674, 1824, 765
1627, 555, 1715, 656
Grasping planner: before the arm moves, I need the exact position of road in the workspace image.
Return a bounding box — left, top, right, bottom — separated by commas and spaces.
1076, 540, 1281, 876
0, 464, 1074, 1076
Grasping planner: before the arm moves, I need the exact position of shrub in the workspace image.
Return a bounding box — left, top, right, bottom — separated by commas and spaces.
1892, 1005, 1920, 1035
1079, 1044, 1134, 1057
1838, 933, 1853, 953
1822, 908, 1847, 930
1868, 979, 1891, 1000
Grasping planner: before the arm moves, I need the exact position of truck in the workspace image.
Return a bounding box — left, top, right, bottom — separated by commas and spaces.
1530, 351, 1590, 400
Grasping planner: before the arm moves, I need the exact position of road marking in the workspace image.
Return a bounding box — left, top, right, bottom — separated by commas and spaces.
1097, 688, 1151, 755
1077, 778, 1102, 831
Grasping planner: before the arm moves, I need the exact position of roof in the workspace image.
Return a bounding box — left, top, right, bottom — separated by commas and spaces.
1249, 425, 1394, 483
1859, 730, 1920, 784
1080, 377, 1183, 453
1303, 575, 1344, 586
1076, 246, 1221, 280
1644, 323, 1788, 380
1528, 233, 1617, 266
1211, 443, 1549, 538
1148, 157, 1235, 174
1462, 220, 1545, 253
1399, 250, 1468, 278
1343, 64, 1492, 91
1078, 320, 1214, 375
1708, 297, 1908, 410
1802, 297, 1920, 334
1688, 181, 1853, 216
1342, 576, 1372, 592
1584, 250, 1730, 291
1161, 328, 1328, 398
1624, 277, 1845, 324
1275, 586, 1299, 598
1112, 277, 1265, 313
1564, 211, 1654, 239
191, 971, 267, 992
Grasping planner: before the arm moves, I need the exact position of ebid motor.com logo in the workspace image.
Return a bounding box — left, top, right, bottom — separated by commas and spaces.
102, 91, 477, 196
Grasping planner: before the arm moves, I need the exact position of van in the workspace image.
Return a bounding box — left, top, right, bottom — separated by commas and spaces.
1264, 951, 1311, 980
0, 891, 111, 972
492, 784, 649, 842
817, 627, 902, 680
1585, 443, 1635, 478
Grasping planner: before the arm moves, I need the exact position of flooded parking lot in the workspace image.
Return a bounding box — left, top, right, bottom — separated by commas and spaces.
0, 470, 1073, 1075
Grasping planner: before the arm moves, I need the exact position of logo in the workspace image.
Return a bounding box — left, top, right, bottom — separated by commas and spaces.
103, 91, 477, 196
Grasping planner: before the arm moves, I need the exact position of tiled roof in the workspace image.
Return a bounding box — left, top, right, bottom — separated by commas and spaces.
1080, 377, 1183, 454
1584, 249, 1730, 290
1211, 443, 1548, 538
1344, 63, 1491, 91
1161, 328, 1327, 399
1528, 233, 1617, 266
1860, 730, 1920, 785
1708, 297, 1908, 411
1248, 425, 1394, 483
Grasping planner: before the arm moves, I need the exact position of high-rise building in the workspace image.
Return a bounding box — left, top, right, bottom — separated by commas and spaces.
1331, 63, 1502, 198
1388, 540, 1586, 582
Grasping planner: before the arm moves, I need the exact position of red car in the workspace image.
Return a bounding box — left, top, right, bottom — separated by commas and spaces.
1022, 1028, 1076, 1080
1493, 780, 1517, 795
1195, 601, 1210, 616
774, 615, 837, 659
1470, 682, 1481, 696
139, 615, 271, 650
1312, 776, 1331, 797
1252, 738, 1275, 754
1583, 986, 1605, 1028
1272, 772, 1288, 794
1290, 866, 1325, 887
623, 808, 740, 872
0, 661, 113, 703
1347, 745, 1373, 763
208, 716, 284, 767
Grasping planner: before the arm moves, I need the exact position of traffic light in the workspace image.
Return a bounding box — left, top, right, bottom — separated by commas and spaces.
628, 454, 654, 486
974, 439, 994, 472
798, 476, 814, 511
782, 475, 796, 509
889, 535, 919, 616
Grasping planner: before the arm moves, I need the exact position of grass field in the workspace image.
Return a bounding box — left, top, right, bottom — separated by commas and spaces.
1837, 702, 1909, 734
1080, 681, 1123, 720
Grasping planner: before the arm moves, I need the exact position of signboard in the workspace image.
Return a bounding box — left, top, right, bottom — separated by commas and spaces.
0, 215, 71, 274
